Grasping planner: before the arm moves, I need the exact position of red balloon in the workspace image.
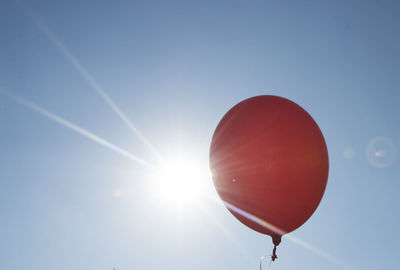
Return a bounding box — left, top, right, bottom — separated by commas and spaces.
209, 95, 328, 243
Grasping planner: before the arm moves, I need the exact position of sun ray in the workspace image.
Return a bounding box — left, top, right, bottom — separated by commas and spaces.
1, 89, 151, 168
210, 199, 352, 269
223, 201, 287, 236
16, 0, 163, 161
284, 234, 351, 270
195, 199, 254, 265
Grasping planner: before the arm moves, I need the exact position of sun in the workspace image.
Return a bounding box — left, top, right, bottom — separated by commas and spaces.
151, 156, 210, 207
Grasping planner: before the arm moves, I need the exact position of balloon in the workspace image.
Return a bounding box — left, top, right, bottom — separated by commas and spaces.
209, 95, 328, 245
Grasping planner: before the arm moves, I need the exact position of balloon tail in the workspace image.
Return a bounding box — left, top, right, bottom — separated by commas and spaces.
271, 234, 281, 261
271, 244, 278, 261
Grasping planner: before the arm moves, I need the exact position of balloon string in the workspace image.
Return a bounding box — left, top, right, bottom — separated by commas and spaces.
260, 256, 272, 270
260, 243, 278, 270
259, 255, 273, 270
267, 258, 273, 270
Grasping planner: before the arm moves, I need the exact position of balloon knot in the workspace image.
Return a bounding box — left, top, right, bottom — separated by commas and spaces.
271, 245, 278, 261
270, 235, 281, 261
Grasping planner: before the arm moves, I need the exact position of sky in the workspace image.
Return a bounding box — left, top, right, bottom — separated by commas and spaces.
0, 0, 399, 269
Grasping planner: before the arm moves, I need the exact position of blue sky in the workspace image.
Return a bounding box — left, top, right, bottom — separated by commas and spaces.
0, 0, 399, 269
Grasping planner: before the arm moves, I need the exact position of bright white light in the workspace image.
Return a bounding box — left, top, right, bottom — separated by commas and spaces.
151, 157, 209, 207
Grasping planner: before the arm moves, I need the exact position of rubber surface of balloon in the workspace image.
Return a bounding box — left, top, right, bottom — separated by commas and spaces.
209, 95, 328, 240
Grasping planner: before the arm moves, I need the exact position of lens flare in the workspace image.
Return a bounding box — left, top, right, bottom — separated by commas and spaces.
366, 137, 396, 168
343, 147, 355, 159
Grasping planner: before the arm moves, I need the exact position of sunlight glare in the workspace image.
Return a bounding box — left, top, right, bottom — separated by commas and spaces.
152, 157, 209, 207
